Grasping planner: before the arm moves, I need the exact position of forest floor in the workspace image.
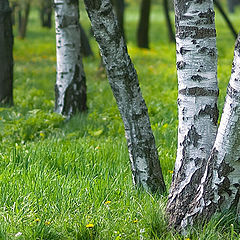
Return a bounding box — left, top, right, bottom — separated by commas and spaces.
0, 1, 240, 239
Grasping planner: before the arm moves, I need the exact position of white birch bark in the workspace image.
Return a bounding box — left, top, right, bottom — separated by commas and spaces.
180, 33, 240, 230
54, 0, 87, 118
83, 0, 166, 193
166, 0, 219, 228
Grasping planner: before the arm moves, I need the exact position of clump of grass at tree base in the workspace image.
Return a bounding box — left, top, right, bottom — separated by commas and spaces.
0, 2, 240, 239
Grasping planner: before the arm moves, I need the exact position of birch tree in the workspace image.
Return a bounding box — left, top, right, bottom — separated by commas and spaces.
167, 0, 240, 231
178, 32, 240, 231
54, 0, 87, 117
83, 0, 166, 193
166, 0, 219, 229
0, 0, 14, 106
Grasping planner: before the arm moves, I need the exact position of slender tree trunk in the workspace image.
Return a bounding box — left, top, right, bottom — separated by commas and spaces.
83, 0, 166, 193
166, 0, 219, 229
79, 23, 93, 57
54, 0, 87, 117
40, 0, 52, 28
18, 1, 30, 39
163, 0, 175, 43
137, 0, 151, 49
180, 32, 240, 231
213, 0, 237, 39
0, 0, 14, 106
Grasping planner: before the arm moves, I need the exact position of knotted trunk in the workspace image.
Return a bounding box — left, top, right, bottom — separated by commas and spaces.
0, 0, 13, 106
84, 0, 166, 193
166, 0, 219, 229
54, 0, 87, 117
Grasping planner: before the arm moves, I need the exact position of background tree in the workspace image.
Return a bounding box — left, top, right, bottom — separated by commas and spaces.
213, 0, 237, 39
112, 0, 125, 39
84, 0, 166, 193
80, 23, 93, 57
163, 0, 175, 43
166, 0, 219, 230
17, 0, 31, 39
39, 0, 52, 28
0, 0, 14, 106
137, 0, 151, 48
54, 0, 87, 117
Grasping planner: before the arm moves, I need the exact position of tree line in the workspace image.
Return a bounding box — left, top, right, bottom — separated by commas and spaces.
1, 0, 240, 234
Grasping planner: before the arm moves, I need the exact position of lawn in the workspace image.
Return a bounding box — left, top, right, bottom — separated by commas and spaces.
0, 1, 240, 239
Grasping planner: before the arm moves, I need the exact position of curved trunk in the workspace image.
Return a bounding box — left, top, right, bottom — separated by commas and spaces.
84, 0, 166, 193
137, 0, 151, 49
166, 0, 219, 229
181, 33, 240, 230
54, 0, 87, 117
0, 0, 13, 106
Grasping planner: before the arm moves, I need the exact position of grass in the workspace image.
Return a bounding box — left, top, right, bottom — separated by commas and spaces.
0, 1, 240, 239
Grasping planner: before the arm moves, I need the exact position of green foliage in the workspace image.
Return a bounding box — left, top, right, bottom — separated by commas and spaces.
0, 1, 240, 239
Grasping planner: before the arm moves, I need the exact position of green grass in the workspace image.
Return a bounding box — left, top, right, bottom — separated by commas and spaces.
0, 1, 240, 239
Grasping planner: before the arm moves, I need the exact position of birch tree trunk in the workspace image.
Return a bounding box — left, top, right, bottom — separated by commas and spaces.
54, 0, 87, 117
179, 33, 240, 231
83, 0, 166, 193
166, 0, 219, 229
0, 0, 13, 106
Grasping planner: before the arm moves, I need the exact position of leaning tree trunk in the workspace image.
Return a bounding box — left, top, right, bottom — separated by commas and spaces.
213, 0, 237, 39
18, 0, 30, 39
179, 32, 240, 231
163, 0, 175, 43
54, 0, 87, 117
137, 0, 151, 49
0, 0, 14, 106
84, 0, 166, 193
166, 0, 219, 229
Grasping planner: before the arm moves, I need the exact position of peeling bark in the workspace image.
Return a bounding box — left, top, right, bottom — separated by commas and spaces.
180, 33, 240, 230
83, 0, 166, 193
0, 0, 13, 106
166, 0, 219, 229
54, 0, 87, 117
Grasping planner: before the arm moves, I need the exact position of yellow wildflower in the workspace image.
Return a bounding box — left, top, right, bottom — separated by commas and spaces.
45, 221, 51, 225
185, 238, 191, 240
86, 223, 94, 228
162, 123, 168, 129
105, 200, 111, 205
40, 132, 45, 137
133, 219, 138, 223
34, 218, 40, 222
168, 170, 174, 174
